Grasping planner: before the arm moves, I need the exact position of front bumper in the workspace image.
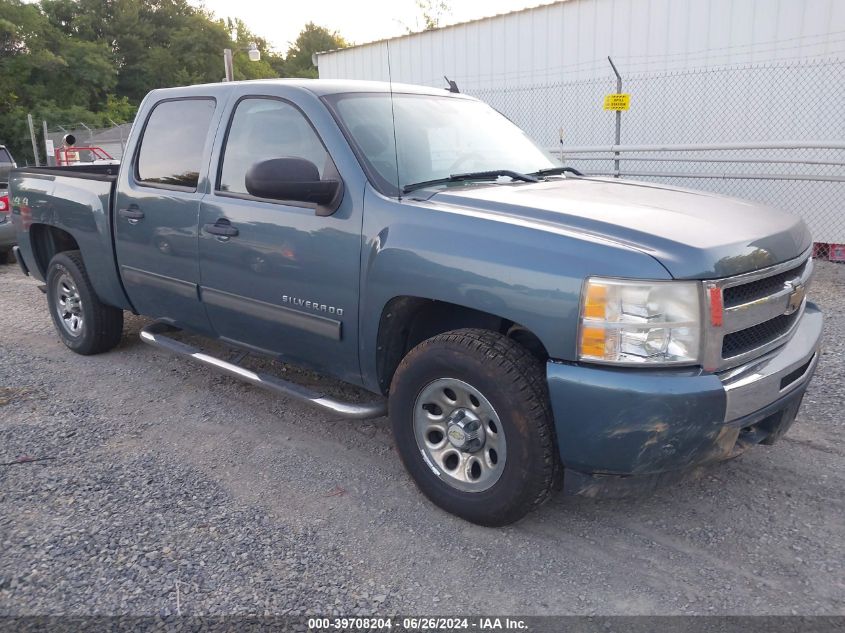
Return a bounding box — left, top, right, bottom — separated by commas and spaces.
547, 303, 823, 490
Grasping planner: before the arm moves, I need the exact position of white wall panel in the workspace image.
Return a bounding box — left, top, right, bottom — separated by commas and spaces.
314, 0, 844, 244
316, 0, 845, 89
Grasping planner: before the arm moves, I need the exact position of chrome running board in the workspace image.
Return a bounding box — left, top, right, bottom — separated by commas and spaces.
140, 321, 387, 420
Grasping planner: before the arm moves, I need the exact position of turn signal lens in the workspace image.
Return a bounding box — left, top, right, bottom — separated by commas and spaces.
578, 277, 702, 365
579, 326, 608, 358
583, 283, 607, 319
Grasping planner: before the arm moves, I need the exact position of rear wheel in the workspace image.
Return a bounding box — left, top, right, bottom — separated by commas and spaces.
0, 249, 11, 265
389, 328, 559, 526
46, 251, 123, 355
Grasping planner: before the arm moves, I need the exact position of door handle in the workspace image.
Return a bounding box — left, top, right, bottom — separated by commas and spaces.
204, 221, 239, 238
118, 206, 145, 222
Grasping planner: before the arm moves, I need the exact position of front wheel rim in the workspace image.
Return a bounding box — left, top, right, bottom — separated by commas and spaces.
54, 272, 84, 337
413, 378, 507, 493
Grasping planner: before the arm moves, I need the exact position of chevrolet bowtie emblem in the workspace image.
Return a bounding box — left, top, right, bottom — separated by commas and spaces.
784, 281, 806, 315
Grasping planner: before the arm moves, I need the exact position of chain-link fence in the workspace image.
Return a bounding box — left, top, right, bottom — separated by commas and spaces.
43, 121, 132, 165
558, 143, 845, 260
25, 58, 845, 259
467, 57, 845, 260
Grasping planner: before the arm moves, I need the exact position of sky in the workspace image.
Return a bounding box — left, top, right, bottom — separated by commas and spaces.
194, 0, 558, 53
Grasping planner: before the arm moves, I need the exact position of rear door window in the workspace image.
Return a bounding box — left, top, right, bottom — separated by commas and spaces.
0, 149, 12, 164
136, 99, 215, 190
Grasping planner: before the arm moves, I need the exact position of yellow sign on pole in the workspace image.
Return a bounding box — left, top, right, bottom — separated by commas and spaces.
603, 93, 630, 111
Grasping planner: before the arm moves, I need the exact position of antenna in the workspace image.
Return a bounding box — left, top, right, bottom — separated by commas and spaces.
386, 39, 402, 201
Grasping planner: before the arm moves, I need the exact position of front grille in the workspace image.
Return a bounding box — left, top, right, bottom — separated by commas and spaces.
723, 261, 807, 308
722, 311, 800, 358
705, 251, 812, 370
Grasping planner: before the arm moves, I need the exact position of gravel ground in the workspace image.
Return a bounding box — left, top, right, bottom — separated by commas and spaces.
0, 258, 843, 617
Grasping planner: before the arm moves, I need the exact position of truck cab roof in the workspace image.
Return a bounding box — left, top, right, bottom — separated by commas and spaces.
147, 78, 475, 99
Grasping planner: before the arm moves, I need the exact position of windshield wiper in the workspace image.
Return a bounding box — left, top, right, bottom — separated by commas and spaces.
402, 169, 538, 194
531, 166, 584, 177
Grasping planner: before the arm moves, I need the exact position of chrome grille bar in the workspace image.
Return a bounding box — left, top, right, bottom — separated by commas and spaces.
702, 247, 814, 371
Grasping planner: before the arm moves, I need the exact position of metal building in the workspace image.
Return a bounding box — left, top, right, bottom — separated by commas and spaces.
316, 0, 845, 88
316, 0, 845, 250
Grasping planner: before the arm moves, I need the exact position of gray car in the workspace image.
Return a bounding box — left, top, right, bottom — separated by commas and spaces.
0, 145, 15, 185
0, 187, 14, 263
0, 146, 17, 262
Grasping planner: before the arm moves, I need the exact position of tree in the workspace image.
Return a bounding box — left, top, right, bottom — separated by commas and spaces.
228, 18, 279, 81
0, 1, 348, 163
277, 22, 348, 79
102, 95, 137, 124
0, 0, 117, 161
407, 0, 451, 32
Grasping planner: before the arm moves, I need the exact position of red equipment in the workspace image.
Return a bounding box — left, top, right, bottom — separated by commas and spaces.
54, 146, 115, 166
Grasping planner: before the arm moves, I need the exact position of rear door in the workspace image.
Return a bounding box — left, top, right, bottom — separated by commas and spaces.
114, 97, 218, 333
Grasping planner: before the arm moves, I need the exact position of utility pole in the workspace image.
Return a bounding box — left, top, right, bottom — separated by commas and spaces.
27, 113, 41, 167
223, 48, 234, 82
607, 56, 622, 178
222, 43, 259, 82
42, 119, 54, 166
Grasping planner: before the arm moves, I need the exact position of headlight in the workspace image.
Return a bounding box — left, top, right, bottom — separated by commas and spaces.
578, 277, 701, 365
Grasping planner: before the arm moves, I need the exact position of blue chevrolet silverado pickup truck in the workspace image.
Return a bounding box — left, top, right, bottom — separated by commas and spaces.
9, 80, 822, 525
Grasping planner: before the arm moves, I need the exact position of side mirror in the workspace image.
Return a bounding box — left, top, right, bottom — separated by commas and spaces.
245, 157, 343, 215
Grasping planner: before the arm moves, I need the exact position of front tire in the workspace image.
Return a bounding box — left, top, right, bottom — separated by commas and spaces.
389, 329, 559, 526
46, 251, 123, 355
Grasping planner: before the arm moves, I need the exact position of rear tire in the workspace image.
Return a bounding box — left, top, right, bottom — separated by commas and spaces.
0, 249, 11, 265
389, 328, 559, 526
46, 251, 123, 355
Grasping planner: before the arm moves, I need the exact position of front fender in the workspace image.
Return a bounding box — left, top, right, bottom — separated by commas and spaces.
358, 186, 671, 391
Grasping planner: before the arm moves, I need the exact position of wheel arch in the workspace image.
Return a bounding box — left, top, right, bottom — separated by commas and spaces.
374, 295, 549, 395
29, 223, 81, 278
27, 222, 133, 311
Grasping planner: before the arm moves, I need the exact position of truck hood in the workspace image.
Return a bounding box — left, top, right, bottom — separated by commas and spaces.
430, 177, 811, 279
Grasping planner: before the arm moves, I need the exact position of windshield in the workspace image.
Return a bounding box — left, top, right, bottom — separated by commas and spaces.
327, 92, 560, 196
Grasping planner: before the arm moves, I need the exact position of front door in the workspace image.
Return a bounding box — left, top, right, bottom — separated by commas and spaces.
198, 96, 362, 382
114, 97, 217, 334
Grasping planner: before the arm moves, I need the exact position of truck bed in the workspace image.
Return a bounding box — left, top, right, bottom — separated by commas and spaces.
10, 165, 131, 310
14, 164, 120, 180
